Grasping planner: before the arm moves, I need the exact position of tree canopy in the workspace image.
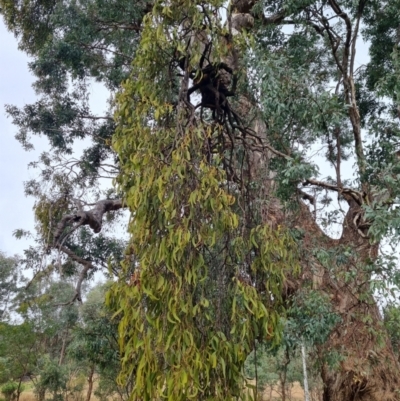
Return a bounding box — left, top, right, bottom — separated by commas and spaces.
2, 0, 400, 400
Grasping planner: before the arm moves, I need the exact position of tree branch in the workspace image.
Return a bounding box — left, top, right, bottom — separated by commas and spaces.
54, 199, 124, 244
303, 178, 364, 205
57, 245, 94, 304
51, 198, 126, 303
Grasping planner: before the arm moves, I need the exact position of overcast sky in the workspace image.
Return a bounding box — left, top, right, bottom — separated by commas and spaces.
0, 20, 48, 257
0, 18, 114, 258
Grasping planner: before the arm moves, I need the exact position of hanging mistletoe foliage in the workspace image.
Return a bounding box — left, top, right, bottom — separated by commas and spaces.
109, 0, 298, 399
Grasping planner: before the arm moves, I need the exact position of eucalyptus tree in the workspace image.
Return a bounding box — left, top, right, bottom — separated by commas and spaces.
2, 0, 400, 400
69, 283, 128, 401
0, 321, 37, 388
0, 253, 21, 321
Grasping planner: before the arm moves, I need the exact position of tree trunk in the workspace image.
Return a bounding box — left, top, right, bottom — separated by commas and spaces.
296, 202, 400, 401
16, 378, 23, 401
85, 365, 95, 401
301, 342, 310, 401
278, 371, 287, 401
221, 4, 400, 398
320, 300, 400, 401
35, 387, 45, 401
58, 335, 67, 366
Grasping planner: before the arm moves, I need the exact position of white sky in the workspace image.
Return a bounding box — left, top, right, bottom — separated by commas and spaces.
0, 19, 112, 258
0, 21, 47, 256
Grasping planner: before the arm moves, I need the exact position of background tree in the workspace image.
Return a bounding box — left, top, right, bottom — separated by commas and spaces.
0, 275, 126, 401
384, 303, 400, 362
0, 321, 37, 399
69, 282, 130, 401
244, 290, 339, 400
0, 253, 23, 321
0, 381, 25, 401
2, 0, 400, 400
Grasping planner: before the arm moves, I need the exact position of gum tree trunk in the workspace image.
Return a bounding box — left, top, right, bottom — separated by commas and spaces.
224, 2, 400, 399
301, 342, 310, 401
295, 202, 400, 401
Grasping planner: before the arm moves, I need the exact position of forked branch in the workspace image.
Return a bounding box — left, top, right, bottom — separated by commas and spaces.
52, 198, 125, 303
54, 199, 124, 243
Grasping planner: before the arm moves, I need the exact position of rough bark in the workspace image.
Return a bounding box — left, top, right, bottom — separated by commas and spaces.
230, 2, 400, 399
293, 201, 400, 401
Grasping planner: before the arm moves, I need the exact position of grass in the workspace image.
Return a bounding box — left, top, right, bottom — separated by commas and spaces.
17, 380, 306, 401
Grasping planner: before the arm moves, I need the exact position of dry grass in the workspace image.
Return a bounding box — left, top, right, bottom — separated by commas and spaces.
243, 380, 304, 401
261, 382, 304, 400
18, 379, 95, 401
19, 390, 36, 401
18, 381, 306, 401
